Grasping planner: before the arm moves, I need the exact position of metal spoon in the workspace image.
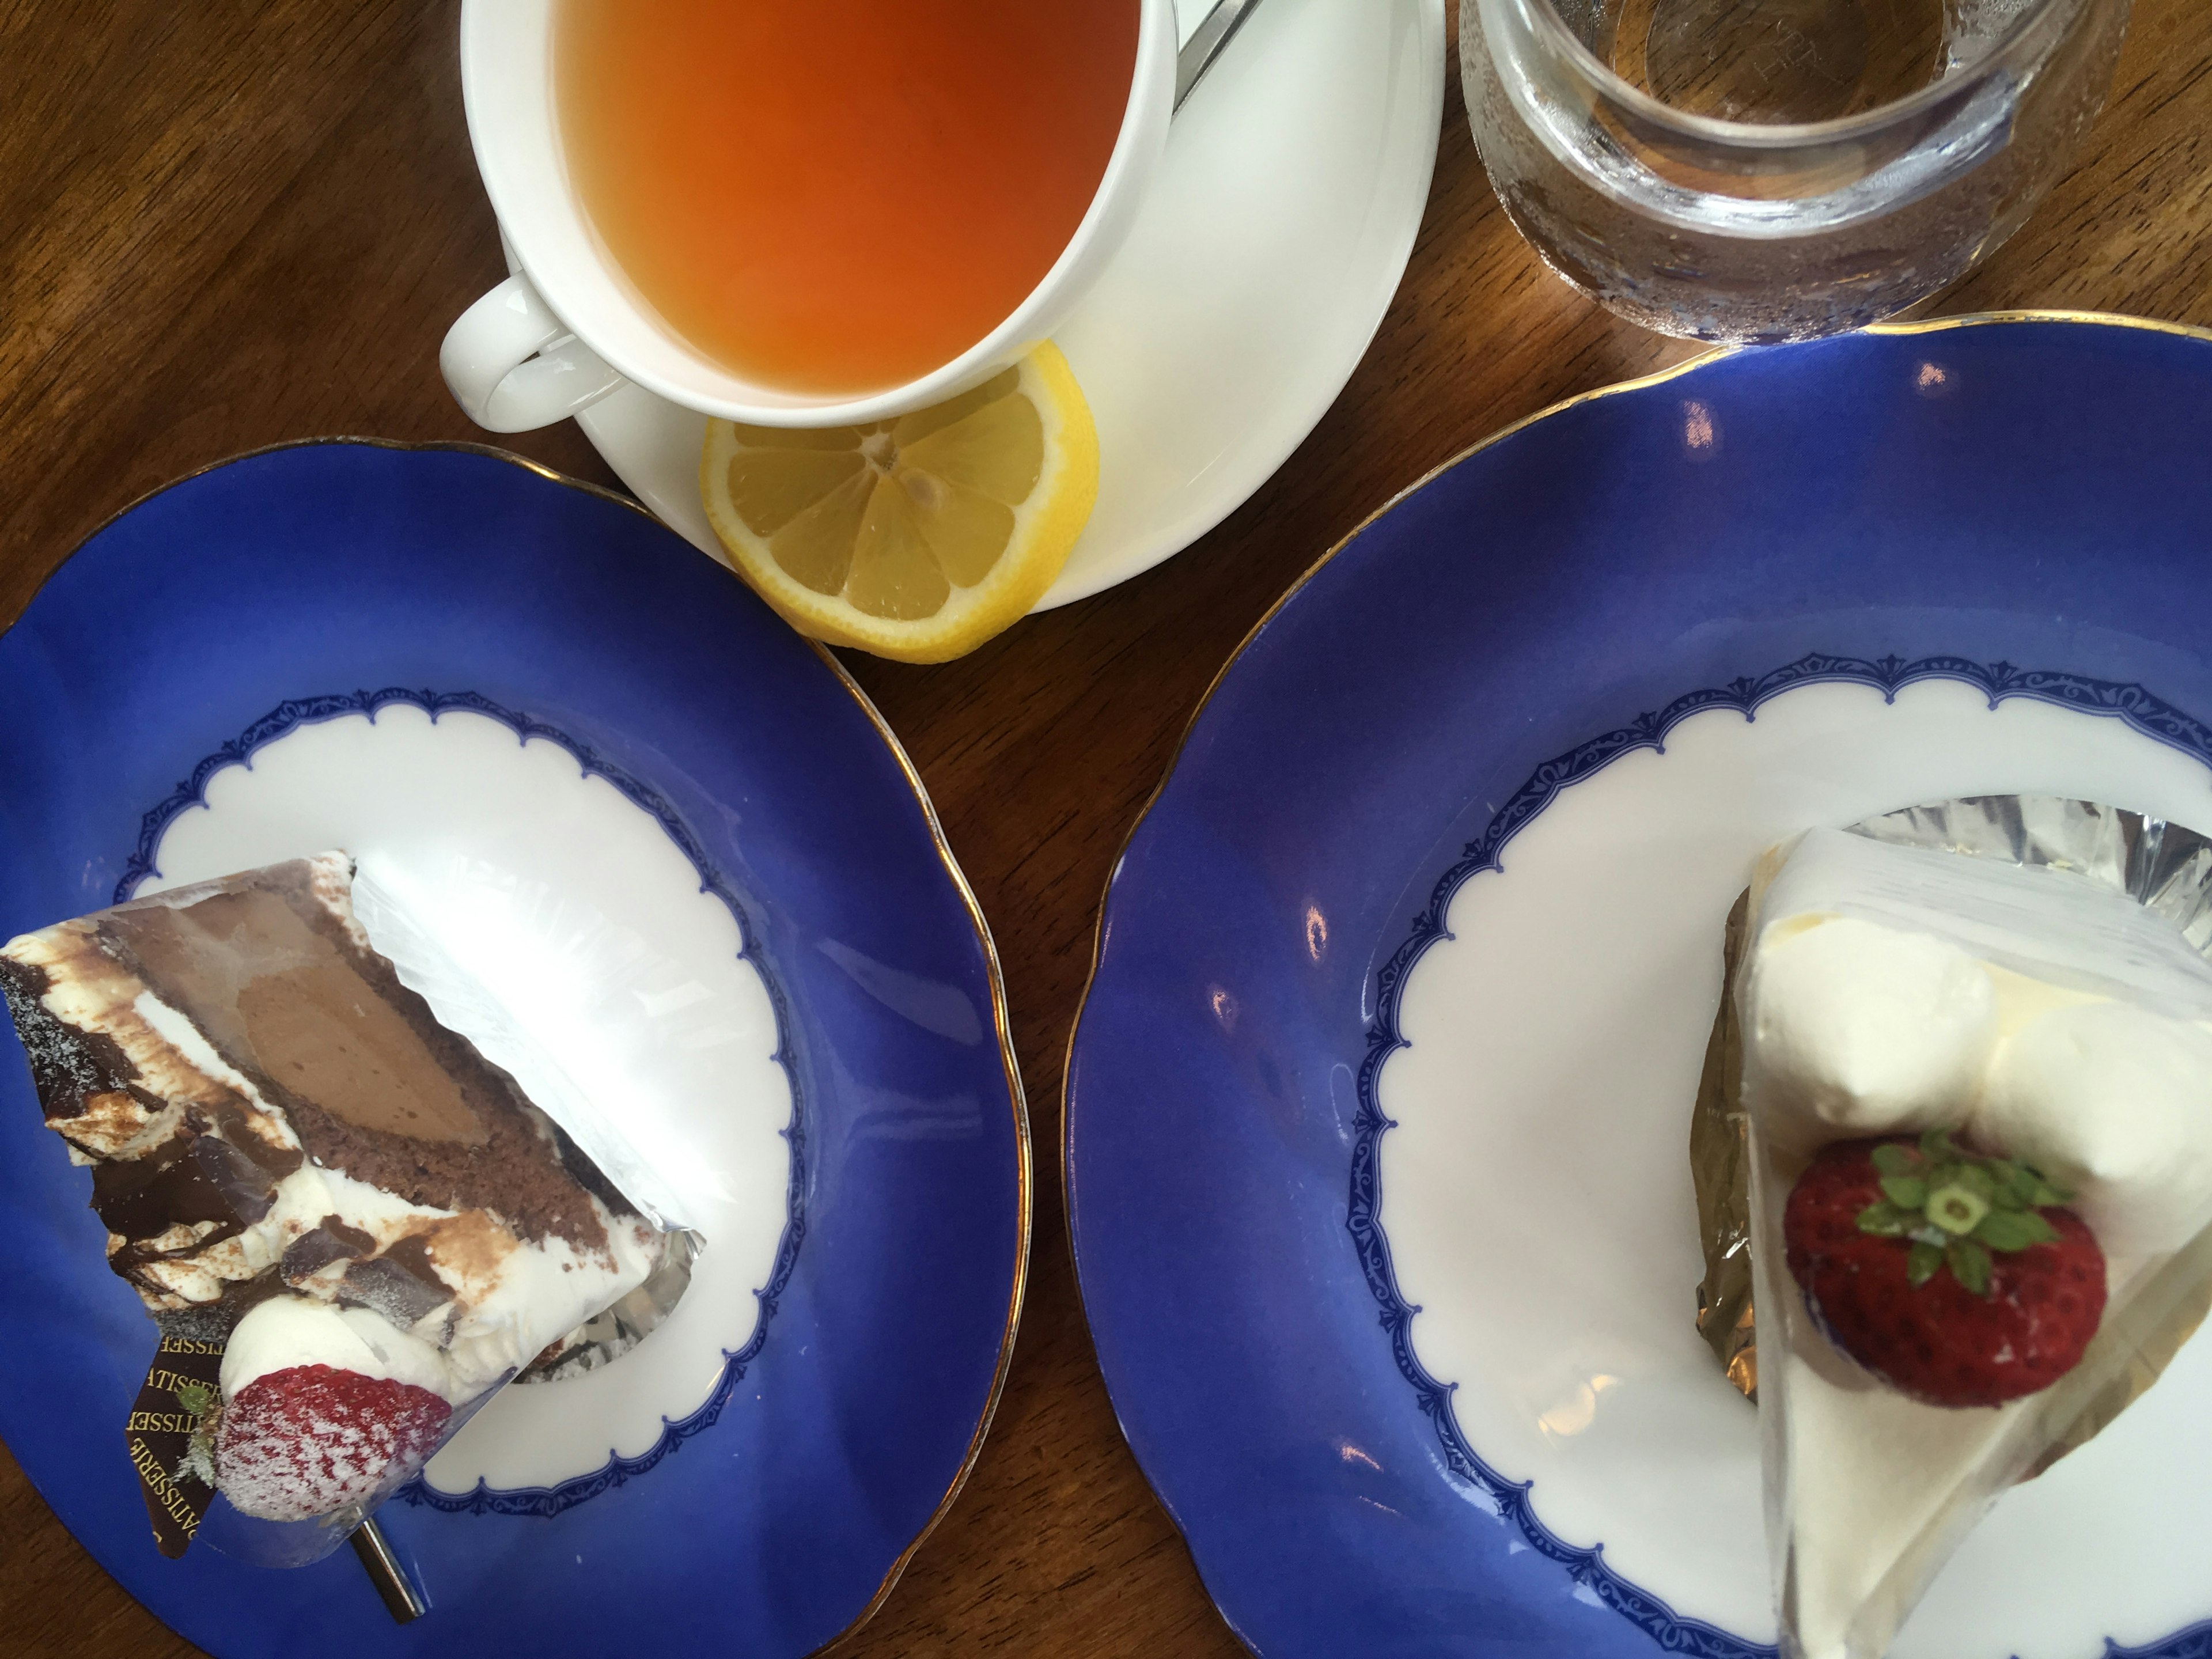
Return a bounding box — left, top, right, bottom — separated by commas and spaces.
1176, 0, 1266, 111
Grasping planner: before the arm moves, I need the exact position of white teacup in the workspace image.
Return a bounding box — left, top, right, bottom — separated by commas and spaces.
442, 0, 1177, 434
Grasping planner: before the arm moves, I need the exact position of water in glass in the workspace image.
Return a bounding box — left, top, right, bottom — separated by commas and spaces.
1461, 0, 2130, 340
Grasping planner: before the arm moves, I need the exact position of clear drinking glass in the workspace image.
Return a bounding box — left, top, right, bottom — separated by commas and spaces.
1460, 0, 2131, 341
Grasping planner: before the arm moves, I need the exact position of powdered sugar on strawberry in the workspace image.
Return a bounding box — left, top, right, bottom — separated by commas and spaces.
217, 1363, 451, 1522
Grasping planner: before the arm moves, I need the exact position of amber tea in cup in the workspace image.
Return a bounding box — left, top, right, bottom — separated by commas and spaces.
556, 0, 1140, 397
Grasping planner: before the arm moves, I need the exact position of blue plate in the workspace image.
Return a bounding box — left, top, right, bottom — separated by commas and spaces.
1066, 315, 2212, 1658
0, 442, 1028, 1657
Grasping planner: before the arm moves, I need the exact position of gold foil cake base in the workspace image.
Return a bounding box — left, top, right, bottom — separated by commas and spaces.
1691, 891, 1756, 1400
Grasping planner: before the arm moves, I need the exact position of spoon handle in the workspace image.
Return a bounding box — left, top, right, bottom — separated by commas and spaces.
1175, 0, 1266, 111
351, 1517, 427, 1623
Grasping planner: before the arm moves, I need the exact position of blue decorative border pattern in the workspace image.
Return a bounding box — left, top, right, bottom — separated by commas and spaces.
1346, 654, 2212, 1658
119, 687, 808, 1521
2112, 1624, 2212, 1659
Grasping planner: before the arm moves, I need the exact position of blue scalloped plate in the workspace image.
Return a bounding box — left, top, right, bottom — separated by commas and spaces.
0, 442, 1028, 1657
1066, 315, 2212, 1658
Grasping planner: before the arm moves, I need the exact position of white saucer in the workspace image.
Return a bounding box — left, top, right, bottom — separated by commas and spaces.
557, 0, 1446, 611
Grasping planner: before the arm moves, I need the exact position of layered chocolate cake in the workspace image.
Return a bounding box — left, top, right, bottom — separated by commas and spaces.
1, 854, 664, 1552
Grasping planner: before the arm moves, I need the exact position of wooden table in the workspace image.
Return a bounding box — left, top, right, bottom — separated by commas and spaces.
2, 3, 2208, 1653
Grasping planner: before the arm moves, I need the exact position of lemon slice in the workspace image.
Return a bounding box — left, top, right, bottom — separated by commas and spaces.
700, 345, 1098, 664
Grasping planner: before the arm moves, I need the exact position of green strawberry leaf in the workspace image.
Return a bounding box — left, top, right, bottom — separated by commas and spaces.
1878, 1174, 1929, 1209
1948, 1237, 1993, 1296
1952, 1163, 1999, 1203
1975, 1209, 2060, 1252
1870, 1135, 2072, 1283
1857, 1201, 1916, 1236
178, 1430, 216, 1490
1872, 1143, 1922, 1177
1907, 1240, 1944, 1286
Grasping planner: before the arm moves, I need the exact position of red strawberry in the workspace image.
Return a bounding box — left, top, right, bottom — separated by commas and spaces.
215, 1363, 451, 1522
1783, 1131, 2105, 1408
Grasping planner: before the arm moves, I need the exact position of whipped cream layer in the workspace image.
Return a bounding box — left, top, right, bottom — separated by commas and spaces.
1743, 830, 2212, 1255
1982, 1001, 2212, 1262
1744, 914, 1998, 1152
222, 1294, 452, 1402
238, 1162, 658, 1400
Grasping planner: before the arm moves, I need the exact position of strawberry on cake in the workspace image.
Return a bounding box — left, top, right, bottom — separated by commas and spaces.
0, 854, 668, 1556
1782, 1132, 2105, 1408
1734, 823, 2212, 1659
214, 1298, 458, 1523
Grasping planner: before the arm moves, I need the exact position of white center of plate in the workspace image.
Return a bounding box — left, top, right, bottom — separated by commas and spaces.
141, 703, 794, 1494
1378, 677, 2212, 1658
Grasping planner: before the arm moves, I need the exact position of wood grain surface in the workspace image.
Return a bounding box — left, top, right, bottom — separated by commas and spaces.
2, 2, 2209, 1654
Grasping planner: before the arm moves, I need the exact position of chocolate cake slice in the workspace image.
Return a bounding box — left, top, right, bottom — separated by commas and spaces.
1, 854, 664, 1552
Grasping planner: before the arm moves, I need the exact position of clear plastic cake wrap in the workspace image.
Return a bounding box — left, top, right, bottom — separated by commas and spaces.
0, 853, 699, 1566
1698, 798, 2212, 1659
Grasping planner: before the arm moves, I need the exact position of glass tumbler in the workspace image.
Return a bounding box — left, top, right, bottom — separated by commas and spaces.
1460, 0, 2131, 341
